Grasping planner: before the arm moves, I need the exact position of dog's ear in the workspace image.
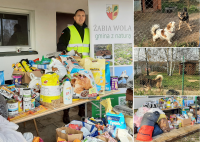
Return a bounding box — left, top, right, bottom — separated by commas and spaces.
167, 23, 172, 30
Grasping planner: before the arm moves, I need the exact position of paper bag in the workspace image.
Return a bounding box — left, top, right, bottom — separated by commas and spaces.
84, 58, 105, 94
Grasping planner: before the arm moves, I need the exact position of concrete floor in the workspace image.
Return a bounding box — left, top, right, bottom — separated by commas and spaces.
17, 103, 92, 142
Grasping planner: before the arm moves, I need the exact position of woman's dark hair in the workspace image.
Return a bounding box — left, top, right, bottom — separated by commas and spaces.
75, 9, 85, 16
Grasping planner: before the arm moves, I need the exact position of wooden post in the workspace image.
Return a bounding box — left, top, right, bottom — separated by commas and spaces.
142, 0, 146, 12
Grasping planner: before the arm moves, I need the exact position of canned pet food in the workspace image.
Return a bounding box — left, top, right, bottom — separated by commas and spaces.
31, 99, 35, 110
23, 100, 32, 112
12, 74, 22, 86
23, 88, 32, 101
18, 101, 23, 112
7, 99, 18, 117
110, 76, 118, 90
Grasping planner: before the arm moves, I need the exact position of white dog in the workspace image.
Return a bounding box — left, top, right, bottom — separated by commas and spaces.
151, 21, 175, 44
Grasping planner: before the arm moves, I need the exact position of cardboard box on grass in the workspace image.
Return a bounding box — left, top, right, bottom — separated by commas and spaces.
56, 127, 83, 141
12, 70, 42, 84
177, 117, 191, 127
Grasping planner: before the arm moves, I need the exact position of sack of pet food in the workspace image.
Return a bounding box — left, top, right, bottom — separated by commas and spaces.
105, 61, 111, 91
60, 55, 84, 74
70, 70, 98, 99
49, 58, 67, 81
0, 71, 5, 86
40, 72, 61, 108
84, 58, 105, 95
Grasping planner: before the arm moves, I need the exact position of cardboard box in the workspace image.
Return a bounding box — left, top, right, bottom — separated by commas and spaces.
56, 127, 83, 141
12, 70, 42, 84
197, 111, 200, 115
177, 117, 191, 127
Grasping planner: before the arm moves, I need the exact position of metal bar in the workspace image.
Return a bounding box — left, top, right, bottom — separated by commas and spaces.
90, 101, 100, 108
100, 98, 102, 119
85, 103, 87, 118
1, 17, 3, 46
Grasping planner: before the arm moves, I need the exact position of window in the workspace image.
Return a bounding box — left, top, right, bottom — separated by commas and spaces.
0, 8, 35, 52
0, 13, 28, 46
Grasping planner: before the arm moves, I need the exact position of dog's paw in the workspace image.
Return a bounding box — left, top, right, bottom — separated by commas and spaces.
168, 41, 172, 44
190, 29, 192, 32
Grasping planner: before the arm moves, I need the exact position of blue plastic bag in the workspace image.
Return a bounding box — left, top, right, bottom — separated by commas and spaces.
105, 61, 111, 91
0, 71, 5, 85
152, 124, 163, 137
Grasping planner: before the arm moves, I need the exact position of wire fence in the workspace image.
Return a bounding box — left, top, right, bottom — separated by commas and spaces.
134, 0, 200, 47
134, 48, 200, 95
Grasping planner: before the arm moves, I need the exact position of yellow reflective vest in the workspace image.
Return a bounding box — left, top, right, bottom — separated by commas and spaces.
67, 25, 90, 58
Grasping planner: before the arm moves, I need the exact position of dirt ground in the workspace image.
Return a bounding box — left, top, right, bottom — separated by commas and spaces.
134, 12, 200, 47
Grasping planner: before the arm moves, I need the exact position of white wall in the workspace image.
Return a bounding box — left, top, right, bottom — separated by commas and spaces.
0, 0, 88, 80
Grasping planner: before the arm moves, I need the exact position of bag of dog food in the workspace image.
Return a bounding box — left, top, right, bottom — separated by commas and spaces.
49, 58, 67, 81
157, 118, 170, 133
40, 72, 61, 108
84, 58, 105, 95
70, 70, 98, 99
60, 55, 84, 74
105, 61, 111, 91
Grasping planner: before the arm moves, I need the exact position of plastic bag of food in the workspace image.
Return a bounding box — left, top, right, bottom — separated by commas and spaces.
40, 72, 61, 108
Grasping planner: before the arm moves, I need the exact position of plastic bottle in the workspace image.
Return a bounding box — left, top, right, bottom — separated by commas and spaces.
63, 79, 72, 105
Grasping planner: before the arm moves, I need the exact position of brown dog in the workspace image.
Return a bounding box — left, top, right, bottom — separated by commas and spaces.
140, 75, 163, 92
178, 7, 192, 31
71, 73, 93, 94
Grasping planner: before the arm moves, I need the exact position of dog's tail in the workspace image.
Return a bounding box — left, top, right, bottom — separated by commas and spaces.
155, 75, 163, 86
151, 24, 160, 35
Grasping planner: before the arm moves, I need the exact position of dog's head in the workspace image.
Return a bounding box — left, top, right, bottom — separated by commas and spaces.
73, 73, 86, 79
178, 8, 188, 20
167, 21, 175, 33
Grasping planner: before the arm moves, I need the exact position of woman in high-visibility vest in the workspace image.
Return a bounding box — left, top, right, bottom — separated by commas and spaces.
57, 9, 89, 124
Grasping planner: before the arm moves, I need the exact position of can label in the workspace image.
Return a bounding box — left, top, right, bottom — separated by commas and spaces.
8, 101, 18, 117
23, 100, 32, 112
18, 101, 23, 112
31, 99, 35, 110
110, 76, 118, 90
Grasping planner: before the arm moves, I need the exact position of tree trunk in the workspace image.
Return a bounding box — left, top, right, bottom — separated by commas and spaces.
172, 48, 178, 74
137, 48, 140, 75
164, 48, 169, 75
199, 48, 200, 74
145, 48, 149, 76
169, 48, 173, 76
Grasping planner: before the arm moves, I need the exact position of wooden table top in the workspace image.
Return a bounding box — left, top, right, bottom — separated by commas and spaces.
11, 90, 120, 124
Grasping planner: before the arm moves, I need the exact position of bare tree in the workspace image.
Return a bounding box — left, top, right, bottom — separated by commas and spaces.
169, 48, 173, 76
199, 48, 200, 74
164, 48, 169, 75
136, 48, 140, 75
145, 48, 149, 76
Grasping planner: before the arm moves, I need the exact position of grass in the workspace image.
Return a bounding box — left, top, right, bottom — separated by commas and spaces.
174, 130, 200, 142
134, 72, 200, 93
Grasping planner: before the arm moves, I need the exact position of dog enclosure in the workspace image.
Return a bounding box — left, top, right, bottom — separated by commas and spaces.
134, 48, 200, 95
134, 0, 200, 47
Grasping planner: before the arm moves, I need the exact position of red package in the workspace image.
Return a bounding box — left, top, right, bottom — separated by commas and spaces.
136, 125, 154, 141
33, 58, 39, 63
68, 124, 80, 130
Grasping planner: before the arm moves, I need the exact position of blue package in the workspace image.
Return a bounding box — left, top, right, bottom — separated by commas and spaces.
197, 115, 200, 124
106, 112, 126, 138
0, 71, 5, 86
105, 61, 111, 91
28, 60, 35, 67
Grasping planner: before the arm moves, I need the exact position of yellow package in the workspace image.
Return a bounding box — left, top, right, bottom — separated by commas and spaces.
85, 58, 105, 94
157, 114, 167, 123
40, 73, 60, 105
57, 137, 67, 142
100, 98, 115, 114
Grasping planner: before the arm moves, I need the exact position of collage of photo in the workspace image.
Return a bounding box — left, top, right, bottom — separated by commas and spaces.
133, 0, 200, 140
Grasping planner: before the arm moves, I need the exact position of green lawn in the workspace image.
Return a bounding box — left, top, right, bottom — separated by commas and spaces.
134, 72, 200, 91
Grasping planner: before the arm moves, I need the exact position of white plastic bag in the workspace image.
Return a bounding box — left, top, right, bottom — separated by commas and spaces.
28, 73, 41, 88
48, 58, 67, 80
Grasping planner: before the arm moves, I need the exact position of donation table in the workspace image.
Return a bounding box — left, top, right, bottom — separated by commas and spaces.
11, 90, 120, 135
